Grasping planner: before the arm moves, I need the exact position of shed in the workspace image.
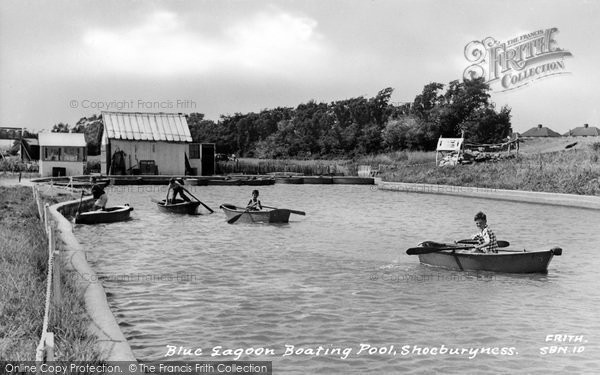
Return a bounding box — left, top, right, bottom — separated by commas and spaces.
100, 111, 192, 175
38, 133, 86, 177
563, 124, 600, 137
521, 124, 561, 137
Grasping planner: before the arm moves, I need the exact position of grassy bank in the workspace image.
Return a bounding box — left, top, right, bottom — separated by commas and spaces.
0, 186, 100, 360
218, 140, 600, 196
379, 142, 600, 195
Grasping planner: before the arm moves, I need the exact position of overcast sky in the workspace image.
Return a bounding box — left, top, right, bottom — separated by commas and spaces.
1, 0, 598, 134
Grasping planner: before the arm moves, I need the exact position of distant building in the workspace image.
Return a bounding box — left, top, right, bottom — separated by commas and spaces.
38, 132, 86, 177
563, 123, 600, 137
100, 111, 193, 175
521, 124, 562, 137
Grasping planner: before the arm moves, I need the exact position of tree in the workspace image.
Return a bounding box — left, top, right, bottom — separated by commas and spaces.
461, 105, 512, 144
51, 123, 71, 133
73, 115, 103, 155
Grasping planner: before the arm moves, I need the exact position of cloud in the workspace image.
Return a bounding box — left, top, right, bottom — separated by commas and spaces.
79, 9, 326, 78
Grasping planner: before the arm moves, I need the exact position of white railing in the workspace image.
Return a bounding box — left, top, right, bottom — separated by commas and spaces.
31, 186, 62, 362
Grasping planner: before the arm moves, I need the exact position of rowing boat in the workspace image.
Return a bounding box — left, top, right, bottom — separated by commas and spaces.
219, 204, 292, 224
155, 199, 202, 214
416, 246, 562, 273
75, 205, 133, 224
275, 176, 304, 184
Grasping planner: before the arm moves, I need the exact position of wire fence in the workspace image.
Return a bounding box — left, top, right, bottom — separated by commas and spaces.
31, 185, 62, 362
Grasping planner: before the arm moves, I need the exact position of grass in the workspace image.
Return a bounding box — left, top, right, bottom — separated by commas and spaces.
380, 143, 600, 195
217, 151, 436, 176
0, 186, 100, 360
218, 158, 354, 176
218, 140, 600, 196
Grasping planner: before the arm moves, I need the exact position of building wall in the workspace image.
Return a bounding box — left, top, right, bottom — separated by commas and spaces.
188, 143, 216, 176
39, 160, 85, 177
101, 139, 187, 175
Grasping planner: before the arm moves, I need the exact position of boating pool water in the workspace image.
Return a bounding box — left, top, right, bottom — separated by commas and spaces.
75, 184, 600, 374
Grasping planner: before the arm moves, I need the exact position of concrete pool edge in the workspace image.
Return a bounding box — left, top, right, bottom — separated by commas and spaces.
376, 179, 600, 210
48, 197, 137, 361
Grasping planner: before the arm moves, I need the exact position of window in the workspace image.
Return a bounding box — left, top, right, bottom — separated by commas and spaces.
44, 147, 61, 161
43, 146, 86, 161
62, 147, 79, 161
189, 143, 200, 159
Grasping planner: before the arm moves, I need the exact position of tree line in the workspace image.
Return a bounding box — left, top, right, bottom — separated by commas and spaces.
54, 77, 512, 158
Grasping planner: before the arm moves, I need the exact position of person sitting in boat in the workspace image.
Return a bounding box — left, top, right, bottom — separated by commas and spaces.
471, 211, 498, 253
90, 176, 109, 211
166, 178, 191, 203
247, 189, 262, 211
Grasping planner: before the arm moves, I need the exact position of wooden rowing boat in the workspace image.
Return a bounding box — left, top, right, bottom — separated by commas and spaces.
219, 204, 292, 224
332, 176, 374, 185
75, 205, 133, 224
302, 176, 333, 184
416, 247, 562, 273
155, 199, 202, 214
275, 176, 304, 184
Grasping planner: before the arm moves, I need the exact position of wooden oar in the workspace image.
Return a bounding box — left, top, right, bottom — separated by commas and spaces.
406, 239, 510, 255
151, 198, 165, 205
406, 244, 474, 255
457, 239, 510, 247
227, 208, 252, 224
182, 187, 214, 213
74, 191, 84, 222
262, 205, 306, 216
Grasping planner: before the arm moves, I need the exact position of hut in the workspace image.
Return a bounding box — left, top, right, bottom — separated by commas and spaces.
100, 112, 192, 175
38, 132, 86, 177
563, 124, 600, 137
521, 124, 562, 137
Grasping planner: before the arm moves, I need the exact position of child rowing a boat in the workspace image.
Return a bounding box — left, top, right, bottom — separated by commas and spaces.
166, 178, 191, 203
471, 211, 498, 253
247, 189, 262, 211
90, 176, 109, 210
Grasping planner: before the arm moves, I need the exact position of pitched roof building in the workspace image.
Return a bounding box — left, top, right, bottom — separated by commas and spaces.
38, 132, 86, 177
100, 112, 192, 175
521, 124, 562, 137
563, 123, 600, 137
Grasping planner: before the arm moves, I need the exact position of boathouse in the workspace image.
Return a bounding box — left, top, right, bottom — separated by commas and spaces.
564, 123, 600, 137
521, 124, 561, 137
100, 112, 192, 175
38, 132, 86, 177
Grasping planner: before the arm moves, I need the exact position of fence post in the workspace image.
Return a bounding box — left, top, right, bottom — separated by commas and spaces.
44, 203, 50, 235
50, 227, 62, 306
45, 332, 55, 361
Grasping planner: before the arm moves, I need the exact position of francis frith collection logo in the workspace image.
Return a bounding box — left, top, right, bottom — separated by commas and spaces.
463, 27, 572, 91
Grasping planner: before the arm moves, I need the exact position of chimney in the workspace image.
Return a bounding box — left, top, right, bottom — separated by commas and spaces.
584, 123, 589, 128
537, 124, 543, 129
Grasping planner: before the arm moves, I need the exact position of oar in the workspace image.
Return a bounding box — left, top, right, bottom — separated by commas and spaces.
406, 244, 474, 255
406, 240, 510, 255
227, 208, 252, 224
74, 191, 84, 222
262, 205, 306, 216
151, 198, 165, 205
182, 187, 214, 213
457, 239, 510, 247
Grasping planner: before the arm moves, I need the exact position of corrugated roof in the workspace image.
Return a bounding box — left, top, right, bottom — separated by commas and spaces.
102, 111, 192, 142
38, 132, 86, 147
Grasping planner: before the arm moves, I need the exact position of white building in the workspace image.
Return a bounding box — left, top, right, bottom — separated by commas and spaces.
101, 112, 192, 175
38, 132, 87, 177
